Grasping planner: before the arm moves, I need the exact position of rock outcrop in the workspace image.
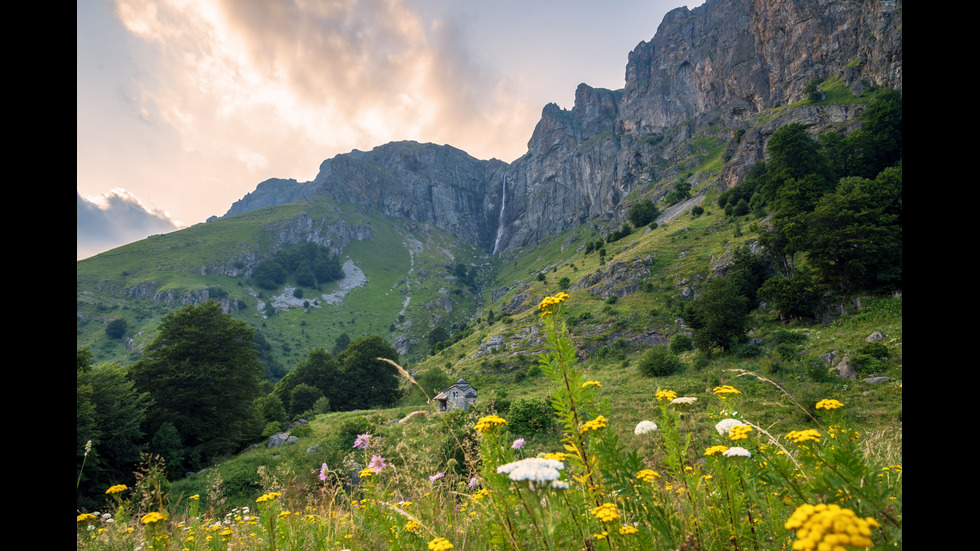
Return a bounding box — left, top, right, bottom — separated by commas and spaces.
222, 0, 902, 254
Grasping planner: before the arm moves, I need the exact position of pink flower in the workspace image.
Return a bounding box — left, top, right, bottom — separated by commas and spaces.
353, 433, 371, 449
319, 463, 328, 481
511, 438, 526, 450
369, 455, 386, 474
429, 472, 445, 483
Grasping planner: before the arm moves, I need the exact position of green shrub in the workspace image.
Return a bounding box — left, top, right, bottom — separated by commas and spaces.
506, 397, 554, 437
669, 333, 693, 352
636, 345, 684, 377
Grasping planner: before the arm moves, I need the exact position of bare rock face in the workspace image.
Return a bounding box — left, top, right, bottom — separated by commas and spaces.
222, 0, 901, 255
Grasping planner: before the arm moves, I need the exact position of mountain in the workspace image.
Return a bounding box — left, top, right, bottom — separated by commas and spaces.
223, 0, 902, 252
78, 0, 902, 370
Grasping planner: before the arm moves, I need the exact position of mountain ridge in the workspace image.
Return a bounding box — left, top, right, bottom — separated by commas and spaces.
222, 0, 901, 253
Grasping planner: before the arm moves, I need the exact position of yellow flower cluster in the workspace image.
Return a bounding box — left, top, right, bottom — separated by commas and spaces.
105, 484, 128, 495
77, 513, 97, 524
591, 502, 621, 523
474, 415, 508, 433
712, 385, 742, 398
656, 389, 677, 402
543, 452, 569, 461
729, 424, 753, 441
472, 488, 491, 500
428, 536, 454, 550
786, 429, 822, 444
581, 380, 602, 389
358, 467, 375, 478
705, 445, 729, 456
784, 503, 879, 551
619, 525, 639, 535
815, 399, 844, 410
636, 469, 661, 482
579, 415, 608, 434
141, 511, 167, 525
537, 292, 570, 318
404, 520, 420, 534
255, 492, 282, 503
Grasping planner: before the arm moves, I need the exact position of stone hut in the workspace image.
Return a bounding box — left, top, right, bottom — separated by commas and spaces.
433, 379, 477, 413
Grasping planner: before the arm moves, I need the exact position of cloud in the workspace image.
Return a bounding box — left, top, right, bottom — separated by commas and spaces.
77, 189, 183, 260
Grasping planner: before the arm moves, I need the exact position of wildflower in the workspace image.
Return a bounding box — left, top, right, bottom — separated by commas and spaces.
256, 492, 282, 503
141, 511, 167, 525
656, 389, 677, 402
429, 472, 445, 483
497, 457, 565, 482
472, 488, 491, 500
619, 525, 639, 535
404, 520, 420, 534
105, 484, 127, 495
784, 503, 879, 550
723, 447, 752, 458
189, 494, 200, 500
543, 452, 569, 461
369, 455, 387, 474
634, 420, 658, 435
636, 469, 661, 482
591, 502, 621, 523
671, 396, 698, 405
593, 531, 609, 540
428, 536, 454, 550
715, 418, 745, 436
712, 385, 742, 397
786, 429, 822, 444
474, 415, 508, 433
729, 424, 753, 441
319, 463, 328, 481
705, 445, 729, 456
815, 398, 844, 410
551, 480, 570, 489
580, 415, 608, 434
353, 433, 371, 449
359, 468, 375, 478
77, 513, 97, 524
582, 380, 602, 389
511, 438, 526, 450
468, 477, 479, 488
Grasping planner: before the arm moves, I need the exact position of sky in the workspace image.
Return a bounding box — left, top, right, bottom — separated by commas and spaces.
77, 0, 705, 260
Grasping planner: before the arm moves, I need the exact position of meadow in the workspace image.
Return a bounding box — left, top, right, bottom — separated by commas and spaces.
76, 293, 901, 550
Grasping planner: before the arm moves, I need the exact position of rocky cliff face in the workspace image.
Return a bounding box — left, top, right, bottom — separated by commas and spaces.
223, 0, 902, 253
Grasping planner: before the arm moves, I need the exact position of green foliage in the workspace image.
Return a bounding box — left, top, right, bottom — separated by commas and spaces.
636, 345, 685, 377
627, 198, 660, 227
688, 277, 750, 353
251, 242, 343, 290
105, 318, 127, 340
760, 270, 819, 321
332, 335, 401, 411
557, 276, 571, 290
668, 333, 693, 352
663, 181, 692, 205
129, 301, 264, 466
274, 348, 339, 416
506, 397, 554, 436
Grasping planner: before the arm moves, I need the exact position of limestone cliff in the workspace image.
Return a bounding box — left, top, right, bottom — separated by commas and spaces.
223, 0, 902, 254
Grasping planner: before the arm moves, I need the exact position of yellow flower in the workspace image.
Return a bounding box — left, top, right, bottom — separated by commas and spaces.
705, 445, 729, 456
474, 415, 508, 433
619, 525, 639, 535
141, 511, 167, 525
656, 389, 678, 402
581, 380, 601, 389
543, 452, 569, 461
428, 536, 454, 551
815, 398, 844, 410
189, 494, 200, 500
729, 424, 753, 441
785, 429, 822, 443
591, 502, 620, 523
358, 467, 375, 478
537, 292, 570, 311
255, 492, 282, 503
404, 520, 420, 534
712, 385, 741, 398
636, 469, 661, 482
77, 513, 97, 524
105, 484, 128, 495
472, 488, 491, 500
784, 503, 878, 550
593, 531, 609, 540
579, 415, 608, 434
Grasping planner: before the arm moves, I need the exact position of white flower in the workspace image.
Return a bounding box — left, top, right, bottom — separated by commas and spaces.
715, 418, 745, 436
723, 447, 752, 458
671, 396, 697, 405
497, 457, 565, 482
634, 420, 658, 435
551, 480, 570, 489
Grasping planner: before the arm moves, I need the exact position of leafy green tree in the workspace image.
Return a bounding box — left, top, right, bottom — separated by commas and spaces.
129, 300, 264, 464
628, 198, 660, 227
105, 318, 127, 339
688, 277, 751, 354
332, 333, 351, 356
274, 348, 340, 416
289, 383, 324, 416
759, 123, 834, 203
557, 276, 571, 290
637, 345, 684, 377
333, 335, 401, 411
506, 397, 554, 436
253, 393, 289, 432
149, 422, 184, 479
759, 270, 819, 322
413, 367, 452, 403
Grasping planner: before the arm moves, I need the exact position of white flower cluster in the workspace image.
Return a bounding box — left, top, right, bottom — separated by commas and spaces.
497, 457, 565, 482
715, 418, 746, 436
723, 446, 752, 458
634, 420, 658, 435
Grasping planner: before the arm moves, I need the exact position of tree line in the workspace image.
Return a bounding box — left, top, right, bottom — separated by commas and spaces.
77, 300, 400, 511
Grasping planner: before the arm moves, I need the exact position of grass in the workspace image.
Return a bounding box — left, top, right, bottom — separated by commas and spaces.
77, 295, 901, 550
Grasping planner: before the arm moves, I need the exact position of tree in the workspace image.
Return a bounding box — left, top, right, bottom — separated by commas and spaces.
332, 333, 351, 356
105, 318, 127, 339
688, 278, 751, 354
274, 348, 340, 416
628, 198, 660, 227
129, 300, 264, 464
637, 345, 684, 377
333, 335, 401, 411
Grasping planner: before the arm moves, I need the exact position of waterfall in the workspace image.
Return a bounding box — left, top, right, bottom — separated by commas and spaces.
491, 179, 507, 255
